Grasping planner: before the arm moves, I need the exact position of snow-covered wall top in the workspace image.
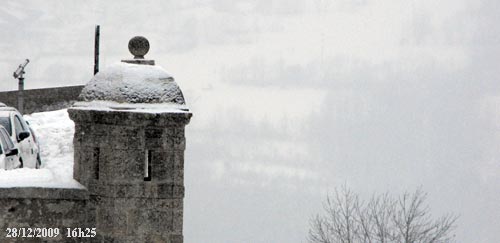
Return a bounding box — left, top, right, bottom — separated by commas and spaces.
78, 62, 186, 105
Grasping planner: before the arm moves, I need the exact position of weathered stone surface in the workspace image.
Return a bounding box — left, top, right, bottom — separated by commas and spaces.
0, 188, 88, 200
128, 36, 150, 59
0, 189, 93, 242
172, 210, 184, 234
170, 234, 184, 243
88, 196, 182, 242
68, 109, 192, 127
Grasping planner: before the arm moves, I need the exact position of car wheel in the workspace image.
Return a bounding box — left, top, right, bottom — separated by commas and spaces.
36, 154, 42, 169
19, 158, 23, 168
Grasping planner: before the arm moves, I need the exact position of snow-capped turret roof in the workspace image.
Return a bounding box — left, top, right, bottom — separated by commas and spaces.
77, 36, 186, 107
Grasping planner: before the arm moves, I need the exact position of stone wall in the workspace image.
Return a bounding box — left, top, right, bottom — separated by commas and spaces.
0, 85, 84, 114
69, 108, 191, 243
0, 187, 92, 243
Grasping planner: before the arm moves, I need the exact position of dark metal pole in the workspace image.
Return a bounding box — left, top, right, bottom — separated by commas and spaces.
94, 25, 100, 75
18, 77, 24, 114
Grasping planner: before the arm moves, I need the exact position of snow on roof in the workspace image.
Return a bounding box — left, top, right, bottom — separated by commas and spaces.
0, 110, 12, 116
79, 62, 186, 105
0, 106, 18, 112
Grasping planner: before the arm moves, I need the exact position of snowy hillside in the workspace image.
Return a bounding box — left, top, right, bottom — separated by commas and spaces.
0, 109, 81, 188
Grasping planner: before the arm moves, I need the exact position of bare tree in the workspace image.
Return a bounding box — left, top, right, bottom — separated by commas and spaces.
308, 187, 458, 243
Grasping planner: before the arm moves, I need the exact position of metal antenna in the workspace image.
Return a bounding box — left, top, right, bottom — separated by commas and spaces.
13, 59, 29, 114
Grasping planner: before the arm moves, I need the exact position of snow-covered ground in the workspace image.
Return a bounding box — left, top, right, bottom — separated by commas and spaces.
0, 109, 81, 188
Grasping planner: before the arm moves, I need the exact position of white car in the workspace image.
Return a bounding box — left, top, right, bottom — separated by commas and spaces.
0, 125, 20, 170
0, 104, 41, 168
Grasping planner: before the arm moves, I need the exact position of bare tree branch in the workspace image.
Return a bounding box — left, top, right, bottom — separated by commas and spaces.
308, 187, 458, 243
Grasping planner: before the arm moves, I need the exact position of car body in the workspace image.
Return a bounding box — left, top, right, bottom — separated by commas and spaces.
0, 105, 41, 168
0, 125, 20, 170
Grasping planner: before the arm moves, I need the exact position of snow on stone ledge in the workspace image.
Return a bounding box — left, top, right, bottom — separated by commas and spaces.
72, 100, 190, 113
0, 109, 82, 188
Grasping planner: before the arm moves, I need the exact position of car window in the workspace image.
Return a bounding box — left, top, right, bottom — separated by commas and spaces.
14, 115, 25, 135
0, 129, 14, 150
0, 130, 9, 154
0, 117, 11, 136
29, 127, 37, 143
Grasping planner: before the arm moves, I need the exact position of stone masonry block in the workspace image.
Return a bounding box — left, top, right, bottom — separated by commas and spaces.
172, 210, 183, 234
96, 207, 128, 235
170, 234, 184, 243
99, 148, 145, 183
127, 209, 173, 235
150, 151, 175, 182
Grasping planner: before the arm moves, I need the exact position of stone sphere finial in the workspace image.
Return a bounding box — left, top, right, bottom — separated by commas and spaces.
128, 36, 150, 59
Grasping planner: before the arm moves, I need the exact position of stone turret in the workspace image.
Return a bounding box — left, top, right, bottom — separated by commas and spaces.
68, 36, 192, 243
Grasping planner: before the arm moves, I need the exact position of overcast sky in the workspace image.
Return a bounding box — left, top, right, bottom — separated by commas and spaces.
1, 1, 500, 242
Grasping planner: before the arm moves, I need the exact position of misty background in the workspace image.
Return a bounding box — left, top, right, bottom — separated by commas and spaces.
1, 0, 499, 242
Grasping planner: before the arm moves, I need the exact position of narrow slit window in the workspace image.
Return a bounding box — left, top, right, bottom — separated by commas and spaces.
144, 150, 152, 181
94, 147, 100, 180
